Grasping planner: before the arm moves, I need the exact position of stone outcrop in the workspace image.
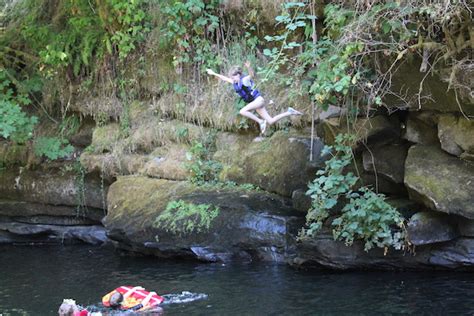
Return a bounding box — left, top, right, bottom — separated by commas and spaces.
407, 212, 459, 245
438, 114, 474, 157
402, 113, 439, 145
141, 144, 190, 181
317, 115, 401, 146
0, 166, 108, 245
0, 167, 106, 209
104, 176, 303, 262
404, 145, 474, 218
0, 222, 107, 245
362, 143, 409, 184
214, 131, 324, 197
293, 232, 474, 270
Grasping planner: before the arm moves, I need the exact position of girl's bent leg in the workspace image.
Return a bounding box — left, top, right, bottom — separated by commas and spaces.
256, 106, 293, 125
239, 96, 265, 124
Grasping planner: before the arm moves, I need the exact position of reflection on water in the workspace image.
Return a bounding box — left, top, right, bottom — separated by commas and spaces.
1, 245, 474, 315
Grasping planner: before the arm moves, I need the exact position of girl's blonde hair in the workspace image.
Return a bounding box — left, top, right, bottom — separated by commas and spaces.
228, 66, 242, 77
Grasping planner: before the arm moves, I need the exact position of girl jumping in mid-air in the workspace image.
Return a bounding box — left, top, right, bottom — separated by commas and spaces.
206, 61, 303, 135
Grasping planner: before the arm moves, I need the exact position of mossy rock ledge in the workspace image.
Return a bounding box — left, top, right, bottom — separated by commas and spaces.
214, 131, 325, 197
0, 167, 106, 209
104, 176, 304, 263
404, 145, 474, 218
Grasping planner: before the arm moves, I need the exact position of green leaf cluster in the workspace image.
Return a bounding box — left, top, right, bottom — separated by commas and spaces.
33, 136, 74, 160
302, 134, 406, 252
185, 139, 222, 184
154, 199, 220, 236
0, 71, 37, 143
161, 0, 221, 72
262, 1, 470, 113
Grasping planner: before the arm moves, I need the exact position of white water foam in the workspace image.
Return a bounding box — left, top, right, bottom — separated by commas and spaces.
161, 291, 208, 304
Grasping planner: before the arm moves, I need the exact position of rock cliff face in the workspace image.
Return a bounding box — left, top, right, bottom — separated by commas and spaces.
1, 60, 473, 269
0, 165, 108, 245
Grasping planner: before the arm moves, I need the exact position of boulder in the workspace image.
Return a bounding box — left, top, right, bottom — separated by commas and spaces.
317, 115, 401, 147
402, 113, 439, 145
362, 143, 409, 184
404, 145, 474, 218
352, 155, 407, 196
438, 114, 474, 156
293, 232, 474, 270
141, 144, 190, 181
104, 176, 303, 263
407, 212, 459, 245
317, 105, 345, 121
0, 168, 107, 209
214, 131, 324, 197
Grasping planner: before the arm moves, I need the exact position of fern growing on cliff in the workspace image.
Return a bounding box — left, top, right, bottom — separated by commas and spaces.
154, 200, 220, 236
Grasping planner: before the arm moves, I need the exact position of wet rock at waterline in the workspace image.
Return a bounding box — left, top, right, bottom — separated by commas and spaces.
407, 212, 459, 246
104, 176, 303, 263
293, 231, 474, 270
0, 222, 107, 245
404, 145, 474, 218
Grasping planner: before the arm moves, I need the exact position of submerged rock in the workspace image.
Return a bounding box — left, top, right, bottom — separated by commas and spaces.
104, 176, 304, 263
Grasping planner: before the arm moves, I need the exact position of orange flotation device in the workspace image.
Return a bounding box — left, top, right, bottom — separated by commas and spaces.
102, 286, 164, 312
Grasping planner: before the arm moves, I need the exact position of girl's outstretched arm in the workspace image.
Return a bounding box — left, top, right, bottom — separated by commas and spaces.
206, 69, 233, 84
244, 61, 254, 79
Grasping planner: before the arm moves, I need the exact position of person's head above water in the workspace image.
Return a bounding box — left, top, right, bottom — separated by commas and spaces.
228, 66, 243, 83
58, 299, 79, 316
108, 291, 124, 308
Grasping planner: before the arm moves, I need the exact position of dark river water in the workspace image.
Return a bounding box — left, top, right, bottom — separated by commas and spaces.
1, 245, 474, 315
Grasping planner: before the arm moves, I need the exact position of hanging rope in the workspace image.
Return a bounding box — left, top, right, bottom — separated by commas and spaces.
309, 1, 318, 161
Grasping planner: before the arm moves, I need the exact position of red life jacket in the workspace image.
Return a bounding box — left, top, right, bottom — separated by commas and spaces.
102, 286, 164, 312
